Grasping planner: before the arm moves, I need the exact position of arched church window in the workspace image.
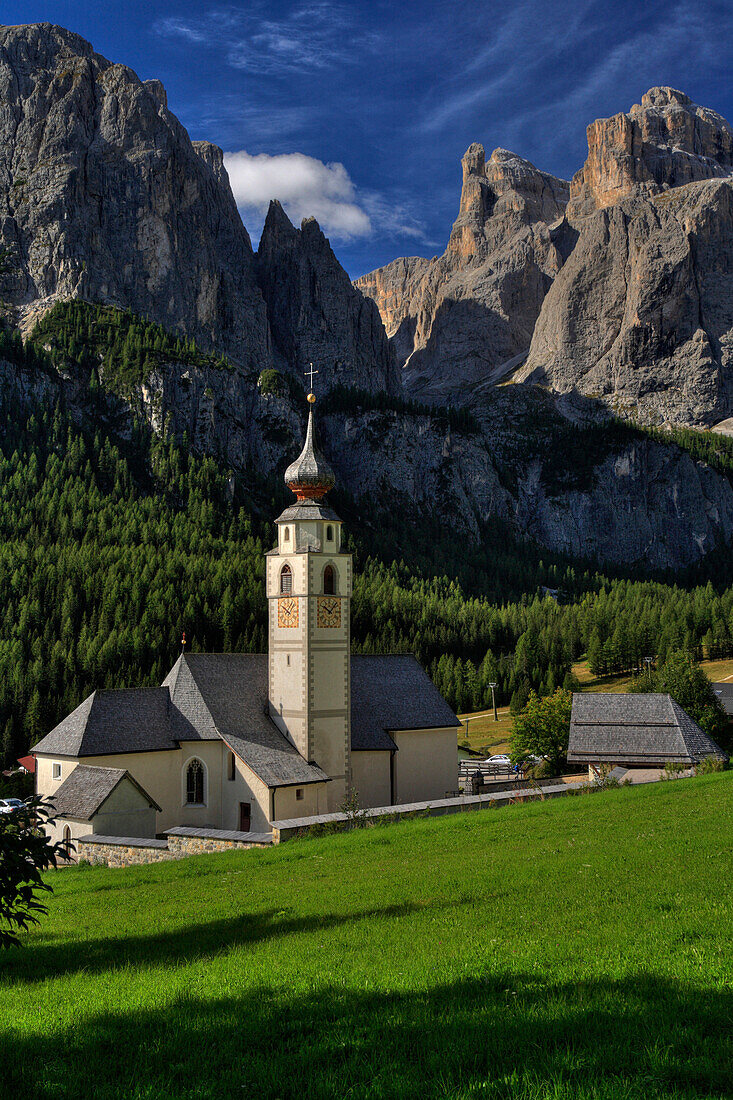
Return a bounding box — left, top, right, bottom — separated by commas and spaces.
63, 826, 72, 860
284, 527, 290, 541
186, 759, 205, 804
324, 564, 336, 595
280, 564, 293, 594
326, 525, 333, 542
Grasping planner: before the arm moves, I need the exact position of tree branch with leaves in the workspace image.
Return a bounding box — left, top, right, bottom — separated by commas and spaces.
0, 796, 68, 949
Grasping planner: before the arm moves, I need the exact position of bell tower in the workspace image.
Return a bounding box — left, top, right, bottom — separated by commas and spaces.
266, 392, 352, 811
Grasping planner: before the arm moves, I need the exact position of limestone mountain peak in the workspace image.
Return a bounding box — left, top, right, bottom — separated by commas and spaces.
258, 200, 398, 394
568, 86, 733, 217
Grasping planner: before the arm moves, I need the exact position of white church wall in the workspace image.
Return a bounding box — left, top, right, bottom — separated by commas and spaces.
92, 779, 158, 838
393, 727, 459, 804
266, 553, 308, 597
270, 648, 304, 707
44, 815, 87, 850
220, 753, 272, 833
310, 650, 349, 712
272, 781, 327, 821
309, 713, 349, 811
351, 751, 391, 809
66, 741, 225, 833
35, 753, 79, 798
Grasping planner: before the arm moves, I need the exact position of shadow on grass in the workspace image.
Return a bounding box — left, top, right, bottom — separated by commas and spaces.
1, 971, 730, 1099
0, 903, 424, 984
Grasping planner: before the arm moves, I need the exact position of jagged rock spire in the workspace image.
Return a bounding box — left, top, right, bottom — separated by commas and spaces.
284, 395, 335, 500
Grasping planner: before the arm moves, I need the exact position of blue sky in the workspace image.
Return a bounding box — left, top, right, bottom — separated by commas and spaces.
5, 1, 733, 276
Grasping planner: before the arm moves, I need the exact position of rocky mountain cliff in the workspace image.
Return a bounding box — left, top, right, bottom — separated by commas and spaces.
2, 24, 733, 573
0, 22, 267, 369
514, 91, 733, 426
567, 87, 733, 218
5, 339, 733, 573
515, 177, 733, 425
0, 22, 393, 393
360, 87, 733, 429
355, 145, 569, 399
257, 201, 398, 394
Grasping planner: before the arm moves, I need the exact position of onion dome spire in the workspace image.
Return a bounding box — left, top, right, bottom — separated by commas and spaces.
284, 393, 335, 501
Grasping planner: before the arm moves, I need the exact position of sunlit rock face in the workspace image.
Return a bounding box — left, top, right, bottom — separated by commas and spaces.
0, 23, 396, 395
517, 175, 733, 427
356, 145, 569, 401
568, 87, 733, 218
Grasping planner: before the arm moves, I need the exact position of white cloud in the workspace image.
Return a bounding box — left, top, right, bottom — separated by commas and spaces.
155, 16, 207, 44
421, 0, 733, 147
224, 150, 432, 248
155, 3, 379, 76
224, 150, 372, 240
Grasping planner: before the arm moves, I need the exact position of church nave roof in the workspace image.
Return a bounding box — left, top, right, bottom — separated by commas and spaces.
166, 653, 328, 788
33, 687, 190, 757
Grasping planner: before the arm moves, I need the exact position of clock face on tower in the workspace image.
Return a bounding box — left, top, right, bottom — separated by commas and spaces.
317, 596, 341, 628
277, 597, 299, 628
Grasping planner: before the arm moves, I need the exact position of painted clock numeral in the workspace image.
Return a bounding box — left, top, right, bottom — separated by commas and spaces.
278, 597, 299, 628
317, 597, 341, 628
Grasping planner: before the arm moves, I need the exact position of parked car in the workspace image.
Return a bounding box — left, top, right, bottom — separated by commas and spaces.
485, 754, 511, 765
0, 797, 26, 814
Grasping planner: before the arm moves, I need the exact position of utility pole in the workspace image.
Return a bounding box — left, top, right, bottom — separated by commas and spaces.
489, 682, 498, 722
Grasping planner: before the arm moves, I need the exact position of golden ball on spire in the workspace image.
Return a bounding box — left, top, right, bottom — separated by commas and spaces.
307, 392, 316, 404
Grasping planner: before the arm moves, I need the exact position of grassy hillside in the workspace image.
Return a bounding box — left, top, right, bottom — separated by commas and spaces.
572, 656, 733, 695
1, 775, 731, 1099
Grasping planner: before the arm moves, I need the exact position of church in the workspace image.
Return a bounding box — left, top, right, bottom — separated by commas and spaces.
33, 392, 460, 848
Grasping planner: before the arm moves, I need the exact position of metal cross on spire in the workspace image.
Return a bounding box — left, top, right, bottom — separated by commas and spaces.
304, 362, 318, 393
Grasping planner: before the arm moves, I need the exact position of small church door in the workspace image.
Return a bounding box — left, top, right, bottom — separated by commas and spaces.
239, 802, 251, 832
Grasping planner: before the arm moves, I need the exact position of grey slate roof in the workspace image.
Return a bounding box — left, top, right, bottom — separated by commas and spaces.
568, 693, 726, 765
712, 682, 733, 716
49, 765, 161, 820
33, 687, 190, 757
351, 655, 460, 750
173, 653, 459, 756
167, 654, 328, 788
34, 651, 458, 788
273, 500, 341, 526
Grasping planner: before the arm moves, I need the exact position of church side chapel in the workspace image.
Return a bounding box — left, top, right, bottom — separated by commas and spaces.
33, 389, 460, 847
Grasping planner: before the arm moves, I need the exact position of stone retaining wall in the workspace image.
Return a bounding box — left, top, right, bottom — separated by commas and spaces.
76, 829, 271, 868
272, 781, 587, 841
77, 838, 171, 868
167, 834, 267, 855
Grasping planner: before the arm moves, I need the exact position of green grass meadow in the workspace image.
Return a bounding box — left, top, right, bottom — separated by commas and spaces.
2, 774, 732, 1099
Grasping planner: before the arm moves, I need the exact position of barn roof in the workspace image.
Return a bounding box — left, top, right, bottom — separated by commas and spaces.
712, 682, 733, 716
568, 693, 726, 765
49, 765, 161, 820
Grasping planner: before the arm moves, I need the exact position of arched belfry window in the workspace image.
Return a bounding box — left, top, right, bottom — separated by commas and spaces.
280, 563, 293, 594
186, 759, 205, 804
283, 527, 290, 541
326, 525, 334, 542
323, 563, 336, 595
